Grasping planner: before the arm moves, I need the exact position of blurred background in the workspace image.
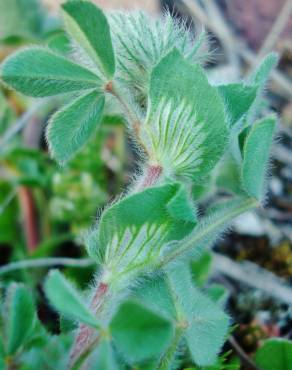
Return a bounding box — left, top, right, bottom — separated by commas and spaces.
0, 0, 291, 368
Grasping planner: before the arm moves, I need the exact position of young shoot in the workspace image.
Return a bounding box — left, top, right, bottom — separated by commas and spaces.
0, 1, 278, 368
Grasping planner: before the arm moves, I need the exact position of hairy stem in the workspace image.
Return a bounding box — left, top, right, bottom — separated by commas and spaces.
161, 197, 258, 266
105, 81, 149, 155
158, 328, 184, 370
69, 279, 110, 367
106, 82, 141, 130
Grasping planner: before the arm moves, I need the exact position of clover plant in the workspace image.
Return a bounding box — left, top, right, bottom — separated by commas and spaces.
0, 1, 278, 368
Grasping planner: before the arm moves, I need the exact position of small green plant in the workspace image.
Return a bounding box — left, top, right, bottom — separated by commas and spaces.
0, 283, 72, 369
0, 1, 279, 368
254, 338, 292, 370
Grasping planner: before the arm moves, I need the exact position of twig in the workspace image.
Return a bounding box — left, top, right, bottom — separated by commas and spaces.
0, 100, 46, 150
228, 335, 260, 370
203, 0, 240, 70
0, 98, 58, 152
0, 257, 95, 276
180, 0, 292, 98
273, 144, 292, 166
106, 82, 141, 133
179, 0, 219, 36
251, 0, 292, 69
212, 252, 292, 305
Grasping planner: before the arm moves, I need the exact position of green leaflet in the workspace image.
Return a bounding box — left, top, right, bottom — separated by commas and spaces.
90, 183, 196, 274
246, 53, 278, 125
0, 90, 16, 136
47, 32, 72, 56
6, 284, 36, 355
132, 275, 177, 321
250, 53, 279, 86
47, 90, 105, 163
167, 267, 229, 367
44, 270, 100, 329
215, 154, 242, 195
166, 184, 197, 223
255, 339, 292, 370
241, 116, 276, 200
218, 83, 257, 127
191, 252, 213, 287
62, 0, 115, 79
110, 300, 174, 363
0, 48, 100, 97
207, 284, 228, 306
142, 49, 228, 180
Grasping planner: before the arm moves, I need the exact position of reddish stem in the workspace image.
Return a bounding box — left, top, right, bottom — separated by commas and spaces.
141, 164, 163, 188
18, 186, 39, 253
69, 282, 109, 367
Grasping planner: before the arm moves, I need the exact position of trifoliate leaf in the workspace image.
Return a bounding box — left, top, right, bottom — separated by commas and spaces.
241, 116, 276, 200
47, 89, 104, 163
89, 183, 196, 274
110, 300, 174, 363
167, 266, 229, 366
218, 83, 257, 127
255, 339, 292, 370
0, 48, 100, 97
62, 0, 115, 79
109, 11, 207, 101
142, 49, 227, 180
44, 270, 100, 329
6, 284, 36, 355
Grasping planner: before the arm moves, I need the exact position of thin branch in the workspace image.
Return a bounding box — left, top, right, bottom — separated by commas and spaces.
0, 257, 95, 276
106, 82, 141, 131
0, 100, 45, 150
158, 328, 184, 370
180, 0, 292, 98
251, 0, 292, 69
203, 0, 240, 70
212, 252, 292, 305
228, 335, 260, 370
0, 97, 58, 152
